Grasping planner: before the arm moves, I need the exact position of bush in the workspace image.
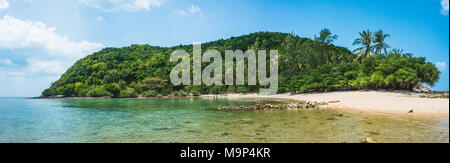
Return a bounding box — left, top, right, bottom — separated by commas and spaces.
237, 87, 250, 93
77, 88, 90, 97
160, 88, 172, 96
103, 83, 121, 97
173, 90, 187, 96
42, 88, 58, 97
190, 90, 201, 96
119, 88, 137, 98
87, 88, 113, 97
142, 90, 158, 97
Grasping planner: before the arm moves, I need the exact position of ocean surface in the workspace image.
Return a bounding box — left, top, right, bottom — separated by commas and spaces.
0, 97, 448, 143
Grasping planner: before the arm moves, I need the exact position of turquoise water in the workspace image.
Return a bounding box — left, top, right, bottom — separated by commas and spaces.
0, 97, 448, 143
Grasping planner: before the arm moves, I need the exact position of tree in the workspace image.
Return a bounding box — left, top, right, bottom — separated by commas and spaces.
353, 30, 374, 60
103, 83, 121, 97
141, 77, 168, 93
315, 28, 338, 44
315, 28, 338, 64
372, 30, 391, 55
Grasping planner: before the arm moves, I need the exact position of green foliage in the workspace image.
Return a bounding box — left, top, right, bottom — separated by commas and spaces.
41, 31, 440, 97
103, 83, 121, 97
86, 88, 113, 97
142, 90, 158, 97
119, 88, 138, 98
282, 53, 440, 92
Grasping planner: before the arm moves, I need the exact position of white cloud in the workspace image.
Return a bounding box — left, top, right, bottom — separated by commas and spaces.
436, 61, 447, 71
0, 58, 12, 66
189, 5, 201, 14
97, 15, 104, 21
442, 0, 449, 15
177, 10, 188, 16
0, 15, 103, 60
0, 15, 102, 75
26, 58, 67, 74
78, 0, 165, 12
176, 4, 202, 16
0, 0, 8, 11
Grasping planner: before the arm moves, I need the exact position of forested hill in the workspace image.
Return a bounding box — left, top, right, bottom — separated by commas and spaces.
41, 31, 440, 98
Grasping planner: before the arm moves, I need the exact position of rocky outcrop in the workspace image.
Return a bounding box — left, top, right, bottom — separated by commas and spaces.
218, 101, 327, 111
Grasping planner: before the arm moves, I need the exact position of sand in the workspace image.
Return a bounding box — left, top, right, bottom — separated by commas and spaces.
202, 91, 449, 117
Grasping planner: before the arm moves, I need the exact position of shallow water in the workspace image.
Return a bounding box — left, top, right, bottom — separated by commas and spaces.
0, 97, 448, 143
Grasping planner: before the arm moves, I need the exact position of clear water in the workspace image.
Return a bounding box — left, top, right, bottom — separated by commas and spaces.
0, 97, 448, 143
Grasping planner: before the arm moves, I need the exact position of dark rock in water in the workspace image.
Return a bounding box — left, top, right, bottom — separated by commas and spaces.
220, 132, 230, 136
223, 122, 230, 125
366, 131, 380, 135
254, 137, 267, 140
242, 121, 255, 125
337, 113, 345, 117
255, 129, 265, 133
187, 130, 202, 133
218, 102, 328, 111
326, 117, 339, 120
262, 124, 270, 128
366, 122, 373, 125
153, 128, 171, 131
301, 117, 308, 119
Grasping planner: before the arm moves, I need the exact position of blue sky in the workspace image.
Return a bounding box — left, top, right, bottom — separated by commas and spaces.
0, 0, 448, 97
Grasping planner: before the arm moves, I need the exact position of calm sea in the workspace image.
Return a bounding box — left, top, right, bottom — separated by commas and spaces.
0, 97, 448, 143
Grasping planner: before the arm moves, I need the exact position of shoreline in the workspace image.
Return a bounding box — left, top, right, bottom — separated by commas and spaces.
32, 90, 449, 117
201, 90, 450, 117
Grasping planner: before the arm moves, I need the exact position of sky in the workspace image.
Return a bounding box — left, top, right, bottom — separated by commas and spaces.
0, 0, 449, 97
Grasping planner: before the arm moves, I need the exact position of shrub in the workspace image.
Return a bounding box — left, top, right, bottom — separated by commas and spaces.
173, 90, 187, 96
103, 83, 121, 97
190, 90, 201, 96
142, 90, 158, 97
237, 87, 250, 93
87, 88, 113, 97
119, 88, 137, 98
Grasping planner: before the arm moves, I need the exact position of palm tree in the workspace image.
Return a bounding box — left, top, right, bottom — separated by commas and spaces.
390, 48, 404, 54
315, 28, 338, 64
372, 30, 390, 55
353, 30, 374, 60
315, 28, 338, 44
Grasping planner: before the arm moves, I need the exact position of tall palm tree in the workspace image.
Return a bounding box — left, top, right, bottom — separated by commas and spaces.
353, 30, 374, 60
315, 28, 338, 64
315, 28, 338, 44
372, 30, 390, 55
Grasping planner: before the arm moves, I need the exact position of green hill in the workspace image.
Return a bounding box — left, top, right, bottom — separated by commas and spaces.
41, 32, 440, 97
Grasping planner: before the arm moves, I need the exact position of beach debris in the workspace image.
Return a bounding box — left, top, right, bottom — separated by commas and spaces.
217, 102, 327, 111
328, 100, 340, 104
361, 137, 378, 143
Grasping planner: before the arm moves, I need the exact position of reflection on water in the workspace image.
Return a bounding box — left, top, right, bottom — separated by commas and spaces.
0, 98, 448, 143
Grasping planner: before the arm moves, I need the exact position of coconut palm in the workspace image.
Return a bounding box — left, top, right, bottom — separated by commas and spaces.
372, 30, 391, 55
315, 28, 338, 44
353, 30, 374, 60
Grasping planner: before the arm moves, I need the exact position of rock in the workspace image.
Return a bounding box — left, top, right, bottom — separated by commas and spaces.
337, 113, 344, 117
326, 117, 338, 121
217, 101, 328, 111
361, 137, 378, 143
328, 100, 340, 104
413, 85, 433, 93
408, 109, 414, 113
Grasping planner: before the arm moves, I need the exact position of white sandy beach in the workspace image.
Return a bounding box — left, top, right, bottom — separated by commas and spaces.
203, 91, 450, 117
